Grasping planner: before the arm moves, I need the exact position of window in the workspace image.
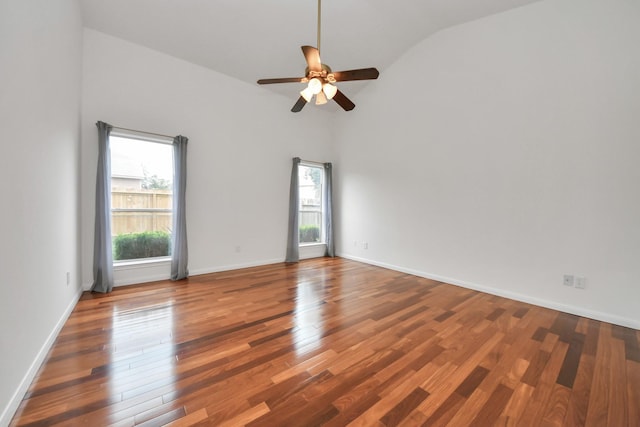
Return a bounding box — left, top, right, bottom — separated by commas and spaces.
298, 163, 324, 245
110, 132, 174, 262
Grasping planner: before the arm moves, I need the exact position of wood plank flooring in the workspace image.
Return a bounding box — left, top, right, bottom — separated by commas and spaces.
10, 258, 640, 426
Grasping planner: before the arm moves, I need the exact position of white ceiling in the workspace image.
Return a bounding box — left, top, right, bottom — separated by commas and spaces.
79, 0, 541, 101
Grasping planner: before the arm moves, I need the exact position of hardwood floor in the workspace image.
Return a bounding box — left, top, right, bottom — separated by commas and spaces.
10, 258, 640, 426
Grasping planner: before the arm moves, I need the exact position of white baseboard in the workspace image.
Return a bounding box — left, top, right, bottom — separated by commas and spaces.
0, 286, 84, 427
82, 254, 332, 291
339, 253, 640, 330
83, 273, 173, 291
189, 252, 325, 277
113, 273, 171, 288
189, 258, 285, 277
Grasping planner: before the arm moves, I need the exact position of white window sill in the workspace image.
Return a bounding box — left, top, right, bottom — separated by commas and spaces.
114, 256, 171, 270
299, 242, 326, 247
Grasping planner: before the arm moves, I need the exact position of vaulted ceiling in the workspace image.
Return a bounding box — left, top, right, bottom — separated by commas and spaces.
80, 0, 542, 99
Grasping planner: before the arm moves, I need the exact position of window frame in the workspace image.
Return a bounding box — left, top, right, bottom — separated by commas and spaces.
109, 129, 174, 265
298, 160, 326, 247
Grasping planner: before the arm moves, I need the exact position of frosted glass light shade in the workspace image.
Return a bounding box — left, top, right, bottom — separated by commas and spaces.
300, 87, 314, 102
323, 83, 338, 100
308, 78, 323, 95
315, 91, 328, 105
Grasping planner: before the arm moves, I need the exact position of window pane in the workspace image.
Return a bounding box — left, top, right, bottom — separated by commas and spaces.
298, 165, 323, 243
110, 136, 173, 261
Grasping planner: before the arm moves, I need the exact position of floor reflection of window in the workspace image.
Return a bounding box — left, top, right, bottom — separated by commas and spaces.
108, 303, 176, 408
293, 281, 324, 356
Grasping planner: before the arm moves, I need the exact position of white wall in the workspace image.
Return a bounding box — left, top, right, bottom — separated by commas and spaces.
335, 0, 640, 328
81, 29, 334, 288
0, 1, 83, 424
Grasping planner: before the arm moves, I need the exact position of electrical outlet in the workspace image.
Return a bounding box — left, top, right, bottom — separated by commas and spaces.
575, 277, 586, 289
235, 246, 241, 253
563, 274, 574, 287
66, 272, 70, 286
363, 242, 368, 250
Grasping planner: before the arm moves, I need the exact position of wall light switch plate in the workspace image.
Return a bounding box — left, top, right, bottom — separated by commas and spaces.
575, 277, 586, 289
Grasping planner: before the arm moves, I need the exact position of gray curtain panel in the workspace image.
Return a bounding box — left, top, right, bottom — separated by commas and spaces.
324, 162, 335, 257
285, 157, 301, 263
170, 135, 189, 280
91, 121, 115, 293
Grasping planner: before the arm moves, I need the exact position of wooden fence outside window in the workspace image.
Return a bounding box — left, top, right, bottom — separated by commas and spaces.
111, 190, 172, 236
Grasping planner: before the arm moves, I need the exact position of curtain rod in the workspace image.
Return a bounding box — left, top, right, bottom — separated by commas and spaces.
110, 125, 175, 140
301, 159, 327, 167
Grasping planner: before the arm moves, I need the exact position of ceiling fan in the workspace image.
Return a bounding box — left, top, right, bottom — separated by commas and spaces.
257, 0, 379, 112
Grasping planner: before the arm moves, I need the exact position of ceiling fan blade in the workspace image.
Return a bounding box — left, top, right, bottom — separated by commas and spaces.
332, 67, 380, 82
291, 96, 307, 113
332, 89, 355, 111
301, 46, 322, 72
257, 77, 306, 85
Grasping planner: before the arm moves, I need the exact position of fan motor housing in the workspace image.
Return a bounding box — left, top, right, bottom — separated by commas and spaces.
305, 64, 336, 83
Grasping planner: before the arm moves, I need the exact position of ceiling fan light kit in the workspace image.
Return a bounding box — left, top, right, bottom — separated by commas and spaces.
257, 0, 379, 112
